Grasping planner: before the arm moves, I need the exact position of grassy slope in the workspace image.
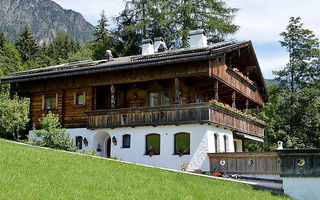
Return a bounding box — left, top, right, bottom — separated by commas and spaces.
0, 139, 290, 200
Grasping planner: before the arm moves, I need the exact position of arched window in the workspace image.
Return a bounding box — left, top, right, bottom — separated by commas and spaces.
146, 134, 160, 156
75, 136, 83, 150
223, 135, 228, 152
214, 134, 218, 153
174, 132, 190, 155
122, 134, 131, 148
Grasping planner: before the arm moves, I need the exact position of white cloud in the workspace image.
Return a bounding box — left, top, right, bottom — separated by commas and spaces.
52, 0, 125, 25
257, 53, 289, 79
226, 0, 320, 44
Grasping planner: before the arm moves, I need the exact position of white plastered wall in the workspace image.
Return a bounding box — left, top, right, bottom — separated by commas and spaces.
29, 124, 234, 171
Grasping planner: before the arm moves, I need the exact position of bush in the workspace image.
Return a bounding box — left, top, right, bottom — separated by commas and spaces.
33, 112, 77, 152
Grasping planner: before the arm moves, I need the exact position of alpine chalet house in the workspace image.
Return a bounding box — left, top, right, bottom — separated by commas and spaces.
0, 30, 268, 171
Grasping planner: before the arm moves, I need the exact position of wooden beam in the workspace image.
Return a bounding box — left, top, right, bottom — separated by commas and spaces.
232, 91, 236, 109
245, 99, 249, 113
175, 78, 179, 104
111, 85, 115, 109
214, 80, 219, 100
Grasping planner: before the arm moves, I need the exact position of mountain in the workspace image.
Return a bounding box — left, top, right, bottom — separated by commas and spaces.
0, 0, 95, 44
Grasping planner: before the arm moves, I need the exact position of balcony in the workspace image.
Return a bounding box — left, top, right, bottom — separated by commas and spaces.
85, 103, 264, 138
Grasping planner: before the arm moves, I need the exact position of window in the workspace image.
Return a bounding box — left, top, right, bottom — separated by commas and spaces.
76, 136, 83, 150
234, 141, 237, 152
74, 92, 85, 106
146, 134, 160, 155
149, 91, 170, 106
174, 132, 190, 155
45, 96, 57, 110
122, 134, 131, 148
197, 94, 205, 103
161, 91, 170, 106
214, 134, 218, 153
223, 135, 227, 152
149, 92, 159, 107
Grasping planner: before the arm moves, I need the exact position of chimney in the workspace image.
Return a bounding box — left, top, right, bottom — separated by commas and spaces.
104, 50, 113, 61
142, 39, 154, 55
154, 37, 168, 53
189, 29, 208, 48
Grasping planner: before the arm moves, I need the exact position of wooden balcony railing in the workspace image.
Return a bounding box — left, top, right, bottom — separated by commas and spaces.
210, 61, 265, 106
208, 152, 280, 175
85, 103, 264, 138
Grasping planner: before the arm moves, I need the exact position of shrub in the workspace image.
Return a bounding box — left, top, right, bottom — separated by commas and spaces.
33, 112, 77, 152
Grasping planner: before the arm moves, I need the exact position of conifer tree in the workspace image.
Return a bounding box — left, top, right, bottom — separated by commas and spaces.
14, 25, 39, 63
263, 17, 320, 149
47, 30, 80, 64
93, 10, 109, 44
118, 0, 239, 49
0, 31, 6, 48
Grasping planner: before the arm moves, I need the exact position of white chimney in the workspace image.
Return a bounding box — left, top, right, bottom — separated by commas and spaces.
189, 29, 208, 48
142, 39, 154, 55
154, 37, 168, 53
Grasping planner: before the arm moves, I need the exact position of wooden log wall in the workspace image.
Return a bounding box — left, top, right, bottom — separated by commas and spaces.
31, 87, 92, 128
208, 152, 280, 175
209, 58, 264, 107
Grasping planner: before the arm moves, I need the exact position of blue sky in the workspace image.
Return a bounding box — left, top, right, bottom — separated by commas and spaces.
53, 0, 320, 79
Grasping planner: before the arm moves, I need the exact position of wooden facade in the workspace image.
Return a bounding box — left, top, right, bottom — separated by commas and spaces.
4, 41, 267, 138
208, 152, 280, 175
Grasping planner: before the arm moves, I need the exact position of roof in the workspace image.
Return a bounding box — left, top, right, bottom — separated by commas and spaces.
0, 40, 268, 99
0, 41, 246, 83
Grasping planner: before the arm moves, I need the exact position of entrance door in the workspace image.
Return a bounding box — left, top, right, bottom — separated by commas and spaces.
106, 137, 111, 158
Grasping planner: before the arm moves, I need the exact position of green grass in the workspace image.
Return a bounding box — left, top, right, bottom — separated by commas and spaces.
0, 139, 290, 200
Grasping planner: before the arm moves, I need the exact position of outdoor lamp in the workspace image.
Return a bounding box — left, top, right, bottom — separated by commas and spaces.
83, 137, 88, 146
112, 136, 117, 145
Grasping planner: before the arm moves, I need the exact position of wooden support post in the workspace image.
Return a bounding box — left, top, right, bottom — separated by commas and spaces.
256, 105, 260, 118
245, 99, 249, 113
175, 78, 179, 104
232, 91, 236, 109
214, 80, 219, 100
111, 85, 115, 109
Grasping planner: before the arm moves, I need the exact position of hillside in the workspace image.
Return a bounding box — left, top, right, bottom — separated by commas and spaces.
0, 0, 94, 43
0, 139, 290, 199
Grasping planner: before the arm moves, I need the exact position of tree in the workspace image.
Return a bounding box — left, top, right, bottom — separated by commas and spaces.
47, 30, 81, 64
0, 93, 30, 140
33, 112, 77, 152
112, 8, 142, 56
0, 31, 6, 48
61, 41, 94, 63
15, 25, 39, 63
93, 10, 109, 44
92, 11, 116, 60
264, 17, 320, 149
118, 0, 239, 49
0, 43, 22, 75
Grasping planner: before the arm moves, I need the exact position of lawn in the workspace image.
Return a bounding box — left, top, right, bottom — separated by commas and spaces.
0, 139, 290, 200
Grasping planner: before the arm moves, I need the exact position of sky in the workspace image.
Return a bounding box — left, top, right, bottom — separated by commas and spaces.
52, 0, 320, 79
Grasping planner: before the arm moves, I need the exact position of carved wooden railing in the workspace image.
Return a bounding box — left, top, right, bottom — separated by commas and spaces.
208, 152, 280, 175
210, 61, 265, 106
85, 103, 264, 137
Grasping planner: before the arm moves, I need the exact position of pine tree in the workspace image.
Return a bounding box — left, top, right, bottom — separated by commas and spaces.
92, 10, 115, 60
47, 30, 80, 64
118, 0, 239, 49
0, 31, 6, 48
14, 25, 39, 63
264, 17, 320, 149
93, 10, 109, 44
